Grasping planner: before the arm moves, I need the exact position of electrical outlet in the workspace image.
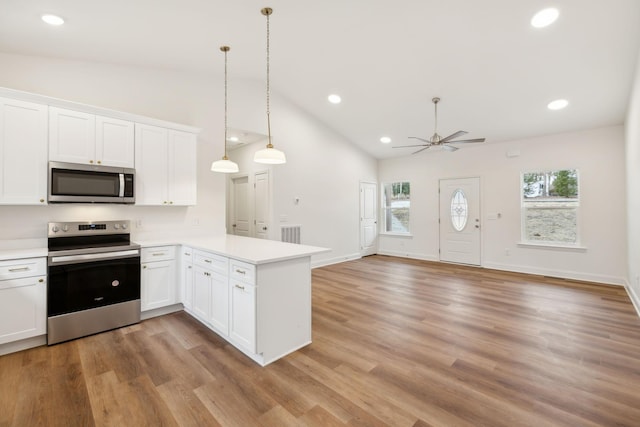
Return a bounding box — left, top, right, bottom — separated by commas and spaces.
193, 218, 200, 226
136, 219, 143, 228
505, 248, 510, 256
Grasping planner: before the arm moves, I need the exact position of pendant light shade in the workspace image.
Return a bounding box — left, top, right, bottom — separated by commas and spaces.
254, 7, 286, 165
211, 45, 239, 174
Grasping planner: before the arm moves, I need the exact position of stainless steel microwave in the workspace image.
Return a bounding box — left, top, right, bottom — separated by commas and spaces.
49, 161, 135, 204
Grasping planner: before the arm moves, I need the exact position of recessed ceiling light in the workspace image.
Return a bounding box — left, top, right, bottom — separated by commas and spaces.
228, 136, 239, 142
41, 14, 65, 26
547, 99, 569, 110
380, 137, 392, 144
328, 94, 342, 104
531, 8, 559, 28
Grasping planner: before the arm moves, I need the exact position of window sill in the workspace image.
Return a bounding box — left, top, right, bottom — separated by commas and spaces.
379, 232, 413, 238
517, 242, 587, 252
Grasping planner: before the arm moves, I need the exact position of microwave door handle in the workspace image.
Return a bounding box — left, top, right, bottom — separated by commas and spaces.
119, 173, 125, 198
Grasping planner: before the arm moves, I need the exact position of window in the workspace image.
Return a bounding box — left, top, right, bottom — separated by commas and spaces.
383, 182, 410, 234
521, 169, 579, 245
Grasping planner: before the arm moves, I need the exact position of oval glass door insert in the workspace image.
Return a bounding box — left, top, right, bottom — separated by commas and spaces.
450, 189, 468, 231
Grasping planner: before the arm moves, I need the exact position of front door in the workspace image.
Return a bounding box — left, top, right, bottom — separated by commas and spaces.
439, 177, 481, 265
360, 181, 378, 256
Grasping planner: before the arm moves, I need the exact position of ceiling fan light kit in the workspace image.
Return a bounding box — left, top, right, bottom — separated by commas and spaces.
394, 97, 486, 154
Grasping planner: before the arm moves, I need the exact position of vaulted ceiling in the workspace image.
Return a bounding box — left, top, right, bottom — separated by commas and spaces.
1, 0, 639, 158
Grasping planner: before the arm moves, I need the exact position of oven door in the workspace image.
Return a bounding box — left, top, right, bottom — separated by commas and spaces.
47, 251, 141, 317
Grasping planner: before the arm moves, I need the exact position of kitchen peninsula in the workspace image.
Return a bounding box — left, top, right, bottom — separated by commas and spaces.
0, 234, 329, 366
139, 234, 330, 366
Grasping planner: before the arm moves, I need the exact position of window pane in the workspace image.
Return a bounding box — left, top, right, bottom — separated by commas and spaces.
524, 206, 577, 243
450, 189, 468, 231
522, 170, 579, 245
383, 181, 410, 233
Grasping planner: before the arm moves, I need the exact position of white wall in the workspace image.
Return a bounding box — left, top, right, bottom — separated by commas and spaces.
625, 50, 640, 312
0, 52, 377, 265
378, 126, 627, 285
225, 79, 378, 266
0, 51, 230, 242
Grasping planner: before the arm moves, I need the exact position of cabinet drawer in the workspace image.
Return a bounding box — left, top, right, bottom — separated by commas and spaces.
0, 257, 46, 281
193, 250, 228, 273
229, 259, 255, 285
141, 246, 175, 263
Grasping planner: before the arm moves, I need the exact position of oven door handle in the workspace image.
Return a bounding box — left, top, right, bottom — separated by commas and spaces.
49, 249, 140, 266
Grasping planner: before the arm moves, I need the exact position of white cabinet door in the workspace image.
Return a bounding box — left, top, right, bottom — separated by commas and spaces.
49, 107, 96, 164
209, 270, 229, 336
96, 116, 134, 168
168, 130, 197, 206
135, 124, 169, 205
192, 265, 212, 322
181, 247, 194, 310
141, 260, 176, 311
0, 98, 48, 205
0, 275, 46, 344
229, 281, 256, 353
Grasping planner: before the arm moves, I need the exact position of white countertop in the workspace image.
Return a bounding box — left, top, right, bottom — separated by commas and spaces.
137, 234, 331, 265
0, 235, 330, 265
0, 247, 48, 261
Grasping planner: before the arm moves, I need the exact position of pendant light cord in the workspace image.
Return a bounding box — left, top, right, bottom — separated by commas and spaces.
224, 47, 228, 158
265, 9, 273, 148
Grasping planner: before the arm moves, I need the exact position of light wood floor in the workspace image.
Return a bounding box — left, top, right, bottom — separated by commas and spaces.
2, 255, 640, 426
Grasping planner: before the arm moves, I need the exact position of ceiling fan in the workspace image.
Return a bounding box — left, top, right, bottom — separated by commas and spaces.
394, 97, 486, 154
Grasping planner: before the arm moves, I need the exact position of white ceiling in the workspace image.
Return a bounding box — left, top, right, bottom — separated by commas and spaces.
1, 0, 639, 159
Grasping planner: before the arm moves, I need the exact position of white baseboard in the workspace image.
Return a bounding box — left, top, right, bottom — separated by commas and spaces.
625, 279, 640, 318
376, 249, 439, 262
0, 334, 46, 356
312, 252, 361, 268
483, 261, 626, 286
141, 303, 183, 321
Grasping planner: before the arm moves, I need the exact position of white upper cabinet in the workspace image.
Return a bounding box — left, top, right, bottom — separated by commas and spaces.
0, 98, 48, 205
95, 116, 135, 168
135, 123, 197, 206
49, 107, 134, 168
168, 130, 197, 206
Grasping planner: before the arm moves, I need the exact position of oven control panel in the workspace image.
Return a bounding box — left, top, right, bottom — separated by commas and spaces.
48, 220, 130, 237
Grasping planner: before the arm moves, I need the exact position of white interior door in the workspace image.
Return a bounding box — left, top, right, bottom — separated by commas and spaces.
254, 171, 269, 240
360, 181, 378, 256
439, 177, 481, 265
231, 176, 250, 236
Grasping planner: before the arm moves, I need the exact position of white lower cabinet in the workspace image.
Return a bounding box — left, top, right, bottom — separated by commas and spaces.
141, 246, 177, 312
0, 257, 47, 345
229, 280, 256, 353
180, 247, 194, 310
191, 250, 229, 336
179, 246, 313, 366
192, 265, 211, 321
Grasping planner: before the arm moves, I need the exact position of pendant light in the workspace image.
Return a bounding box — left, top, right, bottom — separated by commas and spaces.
254, 7, 286, 165
211, 45, 239, 173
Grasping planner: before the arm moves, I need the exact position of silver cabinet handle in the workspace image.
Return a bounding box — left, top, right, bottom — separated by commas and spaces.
204, 259, 212, 264
235, 269, 246, 275
152, 252, 165, 256
235, 284, 245, 290
8, 266, 30, 272
184, 252, 191, 256
204, 272, 211, 277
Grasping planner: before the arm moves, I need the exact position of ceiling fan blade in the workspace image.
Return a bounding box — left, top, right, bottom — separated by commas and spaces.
393, 144, 430, 149
442, 144, 459, 152
408, 136, 432, 144
412, 146, 431, 154
449, 138, 486, 144
439, 130, 468, 144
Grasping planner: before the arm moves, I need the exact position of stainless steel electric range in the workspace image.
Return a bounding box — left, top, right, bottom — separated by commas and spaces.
47, 220, 141, 345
